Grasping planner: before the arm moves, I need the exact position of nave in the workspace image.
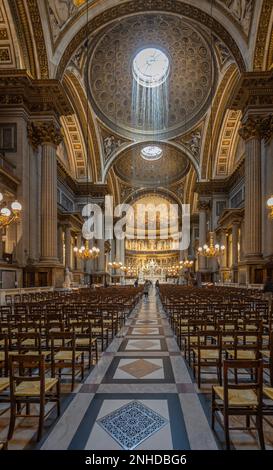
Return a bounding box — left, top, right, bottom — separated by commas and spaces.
1, 286, 273, 451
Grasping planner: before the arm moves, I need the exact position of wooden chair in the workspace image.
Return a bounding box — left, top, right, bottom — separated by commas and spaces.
8, 354, 60, 442
49, 332, 84, 391
211, 359, 265, 450
192, 330, 222, 388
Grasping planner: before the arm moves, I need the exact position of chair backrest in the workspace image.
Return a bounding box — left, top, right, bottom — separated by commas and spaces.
9, 354, 46, 399
223, 359, 263, 408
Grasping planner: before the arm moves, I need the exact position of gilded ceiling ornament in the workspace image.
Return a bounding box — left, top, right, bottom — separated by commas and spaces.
28, 121, 63, 149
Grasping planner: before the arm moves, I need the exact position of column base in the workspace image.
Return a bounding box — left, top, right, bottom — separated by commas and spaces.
23, 265, 65, 288
237, 259, 266, 285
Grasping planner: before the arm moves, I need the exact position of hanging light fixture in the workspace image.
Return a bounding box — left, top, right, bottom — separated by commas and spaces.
0, 192, 22, 229
197, 232, 225, 258
108, 260, 123, 270
179, 259, 194, 268
74, 240, 100, 260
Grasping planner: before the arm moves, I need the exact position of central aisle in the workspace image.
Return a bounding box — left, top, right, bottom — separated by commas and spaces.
41, 288, 217, 450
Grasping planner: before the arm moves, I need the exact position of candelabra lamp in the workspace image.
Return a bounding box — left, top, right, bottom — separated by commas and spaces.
197, 232, 225, 258
74, 241, 100, 260
0, 192, 22, 229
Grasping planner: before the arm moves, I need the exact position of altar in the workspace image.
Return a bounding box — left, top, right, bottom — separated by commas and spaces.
139, 260, 166, 283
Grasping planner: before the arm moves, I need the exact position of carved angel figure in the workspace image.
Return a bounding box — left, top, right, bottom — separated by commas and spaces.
48, 0, 76, 30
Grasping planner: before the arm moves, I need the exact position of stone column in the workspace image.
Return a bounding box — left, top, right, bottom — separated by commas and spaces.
239, 116, 264, 260
220, 230, 227, 269
231, 222, 240, 282
57, 225, 64, 265
28, 121, 62, 263
198, 200, 210, 272
76, 234, 84, 272
64, 225, 72, 269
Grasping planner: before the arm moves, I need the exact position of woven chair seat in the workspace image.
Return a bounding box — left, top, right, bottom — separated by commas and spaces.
229, 350, 256, 359
14, 378, 58, 396
0, 378, 9, 392
213, 386, 258, 406
54, 350, 82, 361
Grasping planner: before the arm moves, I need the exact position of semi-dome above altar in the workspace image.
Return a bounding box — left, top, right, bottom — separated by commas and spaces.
113, 143, 191, 188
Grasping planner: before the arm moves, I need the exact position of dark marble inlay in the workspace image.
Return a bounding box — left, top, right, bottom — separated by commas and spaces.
97, 400, 168, 450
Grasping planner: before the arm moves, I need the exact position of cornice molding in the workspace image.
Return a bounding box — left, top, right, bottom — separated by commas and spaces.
0, 70, 72, 117
196, 160, 245, 195
230, 70, 273, 111
57, 160, 109, 198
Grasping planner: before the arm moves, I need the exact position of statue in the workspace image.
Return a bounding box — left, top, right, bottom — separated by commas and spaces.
63, 267, 73, 288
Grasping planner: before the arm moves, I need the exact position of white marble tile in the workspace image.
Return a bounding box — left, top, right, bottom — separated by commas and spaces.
42, 394, 95, 450
179, 394, 217, 450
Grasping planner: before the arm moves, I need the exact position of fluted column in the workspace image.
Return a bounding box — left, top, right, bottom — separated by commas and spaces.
231, 222, 240, 282
220, 230, 227, 269
65, 225, 72, 269
75, 234, 84, 272
28, 121, 62, 263
239, 116, 265, 260
232, 222, 239, 268
198, 200, 209, 272
57, 225, 64, 265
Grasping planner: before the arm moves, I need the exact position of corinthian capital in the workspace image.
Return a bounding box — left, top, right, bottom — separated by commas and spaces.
197, 199, 210, 211
239, 114, 273, 142
239, 116, 262, 141
28, 121, 63, 149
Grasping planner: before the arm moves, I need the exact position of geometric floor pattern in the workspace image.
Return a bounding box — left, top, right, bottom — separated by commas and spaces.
6, 287, 272, 449
97, 400, 168, 450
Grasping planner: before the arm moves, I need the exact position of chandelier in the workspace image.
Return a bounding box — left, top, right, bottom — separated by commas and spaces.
120, 265, 137, 276
74, 241, 100, 260
197, 232, 225, 258
179, 259, 194, 268
166, 265, 180, 276
108, 260, 123, 270
0, 192, 22, 229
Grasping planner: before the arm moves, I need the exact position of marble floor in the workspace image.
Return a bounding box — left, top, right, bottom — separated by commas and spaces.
1, 289, 273, 450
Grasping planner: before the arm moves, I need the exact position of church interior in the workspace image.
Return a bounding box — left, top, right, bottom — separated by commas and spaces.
0, 0, 273, 454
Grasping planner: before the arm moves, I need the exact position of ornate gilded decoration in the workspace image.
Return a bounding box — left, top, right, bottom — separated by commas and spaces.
27, 0, 49, 78
63, 71, 101, 181
61, 114, 87, 179
201, 64, 239, 180
56, 0, 246, 80
0, 1, 17, 68
27, 121, 63, 149
215, 110, 241, 176
253, 0, 273, 71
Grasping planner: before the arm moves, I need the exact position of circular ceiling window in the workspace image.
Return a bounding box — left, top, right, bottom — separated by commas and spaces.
141, 145, 163, 161
133, 47, 170, 88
